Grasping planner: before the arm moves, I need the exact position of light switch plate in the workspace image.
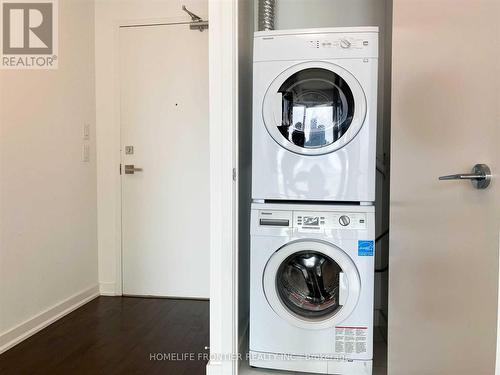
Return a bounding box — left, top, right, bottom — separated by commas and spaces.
83, 123, 90, 140
82, 144, 90, 162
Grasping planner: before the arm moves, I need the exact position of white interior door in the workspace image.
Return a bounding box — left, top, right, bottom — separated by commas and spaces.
389, 1, 500, 374
119, 23, 209, 298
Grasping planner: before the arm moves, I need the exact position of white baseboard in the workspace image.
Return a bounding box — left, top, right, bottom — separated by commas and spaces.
207, 358, 238, 375
0, 285, 99, 354
205, 322, 250, 375
206, 360, 222, 375
99, 282, 119, 296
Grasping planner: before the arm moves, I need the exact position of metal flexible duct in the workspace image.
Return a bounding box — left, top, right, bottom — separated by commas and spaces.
258, 0, 276, 31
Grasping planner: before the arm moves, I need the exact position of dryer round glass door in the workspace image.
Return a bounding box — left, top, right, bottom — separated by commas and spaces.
262, 61, 367, 156
263, 240, 361, 330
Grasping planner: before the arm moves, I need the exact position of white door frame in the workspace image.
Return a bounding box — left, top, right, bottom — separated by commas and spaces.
107, 6, 240, 373
206, 1, 239, 375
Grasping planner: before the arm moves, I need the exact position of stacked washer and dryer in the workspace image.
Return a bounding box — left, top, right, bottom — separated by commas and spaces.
249, 27, 379, 375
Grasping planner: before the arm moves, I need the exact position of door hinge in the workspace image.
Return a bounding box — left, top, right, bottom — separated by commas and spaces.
232, 168, 237, 181
120, 163, 122, 175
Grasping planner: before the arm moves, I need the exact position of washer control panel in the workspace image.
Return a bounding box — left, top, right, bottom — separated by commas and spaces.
294, 211, 367, 231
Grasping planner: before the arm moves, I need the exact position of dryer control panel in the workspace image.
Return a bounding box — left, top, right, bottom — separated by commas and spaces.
254, 29, 379, 62
308, 37, 369, 50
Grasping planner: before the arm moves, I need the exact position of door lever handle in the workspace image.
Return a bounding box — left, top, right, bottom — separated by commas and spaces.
439, 173, 484, 180
439, 164, 491, 189
124, 164, 143, 175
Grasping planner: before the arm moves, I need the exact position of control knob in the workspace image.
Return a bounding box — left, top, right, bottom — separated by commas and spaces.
339, 215, 350, 226
340, 39, 351, 49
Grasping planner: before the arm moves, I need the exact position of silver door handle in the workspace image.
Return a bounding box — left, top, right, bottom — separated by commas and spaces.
124, 164, 143, 175
439, 163, 491, 189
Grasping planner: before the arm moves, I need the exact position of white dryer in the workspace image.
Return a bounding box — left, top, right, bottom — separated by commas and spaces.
252, 27, 378, 202
249, 203, 375, 374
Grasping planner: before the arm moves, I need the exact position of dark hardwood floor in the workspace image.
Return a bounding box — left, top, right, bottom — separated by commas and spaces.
0, 297, 209, 375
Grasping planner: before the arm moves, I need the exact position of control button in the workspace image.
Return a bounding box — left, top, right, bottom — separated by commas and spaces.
340, 39, 351, 49
309, 40, 320, 48
339, 215, 350, 226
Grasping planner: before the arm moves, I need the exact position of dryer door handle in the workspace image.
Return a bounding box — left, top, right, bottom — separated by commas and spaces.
339, 272, 348, 306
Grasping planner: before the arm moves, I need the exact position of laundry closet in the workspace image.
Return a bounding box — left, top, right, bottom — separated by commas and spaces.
233, 1, 393, 374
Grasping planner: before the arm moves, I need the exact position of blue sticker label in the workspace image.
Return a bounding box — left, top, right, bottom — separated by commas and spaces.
358, 240, 374, 256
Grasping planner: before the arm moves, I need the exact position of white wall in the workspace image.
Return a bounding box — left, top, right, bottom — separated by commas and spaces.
94, 0, 208, 295
0, 0, 98, 349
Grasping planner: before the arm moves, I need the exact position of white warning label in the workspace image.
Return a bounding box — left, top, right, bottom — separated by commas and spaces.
335, 326, 368, 354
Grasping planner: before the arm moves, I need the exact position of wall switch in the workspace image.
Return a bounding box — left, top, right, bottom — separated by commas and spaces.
83, 123, 90, 140
82, 144, 90, 162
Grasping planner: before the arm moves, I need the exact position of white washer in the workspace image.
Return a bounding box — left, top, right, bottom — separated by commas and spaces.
250, 203, 375, 375
252, 27, 378, 202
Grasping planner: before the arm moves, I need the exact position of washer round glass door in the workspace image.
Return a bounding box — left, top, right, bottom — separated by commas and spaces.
263, 240, 360, 330
262, 61, 367, 156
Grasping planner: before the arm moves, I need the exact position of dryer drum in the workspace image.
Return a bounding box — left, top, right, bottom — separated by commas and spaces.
276, 68, 355, 150
276, 251, 343, 319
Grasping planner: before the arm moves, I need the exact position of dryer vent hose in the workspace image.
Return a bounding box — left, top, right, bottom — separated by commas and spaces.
259, 0, 276, 31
